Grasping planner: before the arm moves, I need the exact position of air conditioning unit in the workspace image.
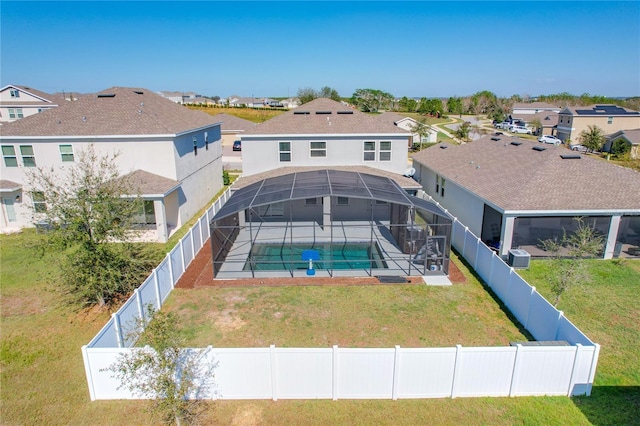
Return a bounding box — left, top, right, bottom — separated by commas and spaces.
508, 249, 530, 269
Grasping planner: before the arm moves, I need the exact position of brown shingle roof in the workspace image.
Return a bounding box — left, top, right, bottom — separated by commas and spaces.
609, 128, 640, 145
412, 136, 640, 211
244, 98, 408, 135
0, 87, 221, 137
0, 180, 22, 192
512, 102, 559, 110
122, 170, 180, 196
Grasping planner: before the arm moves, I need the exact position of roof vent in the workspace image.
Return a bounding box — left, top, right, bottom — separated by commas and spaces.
82, 116, 86, 121
510, 141, 522, 146
440, 145, 448, 149
337, 110, 353, 114
560, 154, 582, 159
316, 111, 332, 115
532, 146, 546, 152
133, 90, 144, 95
294, 111, 310, 115
491, 137, 500, 141
97, 93, 115, 98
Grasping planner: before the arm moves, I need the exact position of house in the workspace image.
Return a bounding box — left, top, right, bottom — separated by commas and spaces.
0, 87, 224, 242
510, 111, 559, 136
411, 135, 640, 259
556, 104, 640, 143
511, 102, 561, 115
241, 98, 412, 177
0, 85, 62, 123
604, 128, 640, 159
377, 112, 437, 145
279, 98, 299, 109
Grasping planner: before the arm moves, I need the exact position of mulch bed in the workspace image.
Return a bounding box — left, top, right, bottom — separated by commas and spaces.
176, 239, 467, 289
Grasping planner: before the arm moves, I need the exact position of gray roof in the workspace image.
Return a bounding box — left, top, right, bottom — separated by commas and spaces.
233, 166, 422, 191
122, 170, 180, 196
376, 111, 409, 125
243, 98, 409, 136
607, 128, 640, 145
213, 113, 257, 132
511, 111, 559, 126
0, 87, 221, 137
0, 180, 22, 192
213, 169, 448, 222
411, 136, 640, 212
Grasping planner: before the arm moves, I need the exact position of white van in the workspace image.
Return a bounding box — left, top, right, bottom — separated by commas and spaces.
509, 125, 531, 134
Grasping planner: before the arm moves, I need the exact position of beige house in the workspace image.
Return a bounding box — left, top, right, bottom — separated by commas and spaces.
0, 85, 61, 123
605, 129, 640, 159
556, 104, 640, 143
511, 102, 560, 115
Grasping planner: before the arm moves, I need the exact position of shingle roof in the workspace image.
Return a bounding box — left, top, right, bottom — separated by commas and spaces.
122, 170, 180, 196
411, 136, 640, 212
0, 87, 221, 137
512, 102, 559, 110
233, 166, 421, 191
0, 180, 22, 192
609, 128, 640, 145
377, 111, 408, 125
512, 111, 558, 126
212, 113, 257, 132
1, 85, 60, 106
243, 98, 409, 135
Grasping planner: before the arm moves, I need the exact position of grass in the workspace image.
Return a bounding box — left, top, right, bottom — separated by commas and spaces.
186, 105, 285, 123
1, 223, 638, 424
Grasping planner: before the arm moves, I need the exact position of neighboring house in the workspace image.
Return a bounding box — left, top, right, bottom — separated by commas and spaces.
510, 111, 559, 136
280, 98, 299, 109
0, 87, 223, 242
556, 104, 640, 143
157, 91, 201, 104
241, 98, 412, 177
213, 113, 257, 146
604, 128, 640, 159
377, 112, 437, 145
511, 102, 560, 115
157, 91, 184, 104
0, 85, 61, 123
412, 134, 640, 259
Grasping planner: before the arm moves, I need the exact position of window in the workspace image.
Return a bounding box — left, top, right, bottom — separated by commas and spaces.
435, 174, 440, 193
375, 200, 387, 205
204, 132, 209, 150
10, 108, 24, 119
10, 89, 20, 98
20, 145, 36, 167
305, 198, 317, 205
607, 116, 613, 124
337, 197, 349, 205
31, 191, 46, 213
279, 142, 291, 162
309, 141, 326, 157
440, 178, 446, 197
257, 202, 284, 217
133, 200, 156, 225
2, 145, 17, 167
8, 109, 16, 119
193, 136, 198, 155
363, 141, 375, 161
379, 141, 391, 161
59, 145, 74, 162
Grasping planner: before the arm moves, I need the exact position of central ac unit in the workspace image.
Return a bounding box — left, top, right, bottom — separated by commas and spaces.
508, 249, 530, 269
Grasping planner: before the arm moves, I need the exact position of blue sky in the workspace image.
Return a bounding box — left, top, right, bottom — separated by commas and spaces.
1, 1, 639, 98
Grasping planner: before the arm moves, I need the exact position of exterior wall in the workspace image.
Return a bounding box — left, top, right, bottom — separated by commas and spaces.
512, 107, 560, 115
242, 135, 409, 176
557, 114, 640, 142
0, 87, 56, 123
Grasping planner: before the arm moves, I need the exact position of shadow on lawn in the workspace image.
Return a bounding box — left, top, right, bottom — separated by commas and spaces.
573, 386, 640, 425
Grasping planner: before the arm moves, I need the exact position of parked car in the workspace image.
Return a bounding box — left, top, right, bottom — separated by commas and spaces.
510, 125, 532, 134
538, 135, 562, 145
496, 121, 510, 129
570, 144, 588, 152
233, 140, 242, 151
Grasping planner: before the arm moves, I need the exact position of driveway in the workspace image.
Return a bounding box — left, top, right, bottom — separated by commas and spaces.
222, 141, 242, 171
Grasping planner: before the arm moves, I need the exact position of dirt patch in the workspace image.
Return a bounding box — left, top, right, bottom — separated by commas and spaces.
0, 295, 47, 317
209, 309, 246, 333
230, 403, 264, 426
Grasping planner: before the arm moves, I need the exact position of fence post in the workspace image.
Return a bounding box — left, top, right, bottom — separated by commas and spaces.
166, 253, 174, 291
190, 227, 196, 262
554, 311, 564, 340
135, 288, 145, 323
567, 343, 583, 396
461, 225, 468, 257
180, 239, 187, 275
509, 344, 522, 397
586, 343, 600, 396
112, 312, 124, 348
524, 286, 536, 331
332, 345, 339, 401
270, 344, 278, 401
81, 345, 97, 401
450, 344, 463, 398
392, 345, 401, 400
154, 267, 162, 309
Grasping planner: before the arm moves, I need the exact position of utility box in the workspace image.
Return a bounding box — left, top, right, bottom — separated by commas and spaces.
508, 249, 530, 269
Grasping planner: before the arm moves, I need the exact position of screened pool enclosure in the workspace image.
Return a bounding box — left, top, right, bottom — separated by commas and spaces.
210, 170, 452, 279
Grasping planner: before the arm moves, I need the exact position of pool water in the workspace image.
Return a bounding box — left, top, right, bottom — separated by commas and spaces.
244, 242, 388, 271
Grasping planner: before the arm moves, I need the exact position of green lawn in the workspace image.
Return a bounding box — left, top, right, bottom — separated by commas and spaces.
2, 223, 638, 424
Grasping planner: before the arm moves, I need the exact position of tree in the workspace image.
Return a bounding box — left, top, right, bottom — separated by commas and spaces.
610, 137, 631, 158
106, 307, 216, 425
397, 96, 418, 112
350, 88, 394, 112
409, 119, 435, 150
297, 87, 318, 104
446, 96, 463, 115
26, 145, 155, 307
530, 118, 542, 136
454, 121, 471, 142
540, 217, 605, 307
580, 125, 605, 153
319, 86, 341, 102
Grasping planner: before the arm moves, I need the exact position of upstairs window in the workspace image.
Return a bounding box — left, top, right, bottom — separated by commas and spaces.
279, 142, 291, 162
607, 116, 613, 124
10, 89, 20, 98
379, 141, 391, 161
2, 145, 18, 167
20, 145, 36, 167
309, 141, 326, 158
435, 174, 440, 193
363, 141, 375, 161
59, 145, 74, 162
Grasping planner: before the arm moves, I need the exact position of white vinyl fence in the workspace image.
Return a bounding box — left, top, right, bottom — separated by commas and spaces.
82, 187, 599, 401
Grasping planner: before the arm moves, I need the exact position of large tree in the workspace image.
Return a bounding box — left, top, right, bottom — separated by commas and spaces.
446, 96, 463, 115
350, 88, 394, 112
318, 86, 341, 101
579, 125, 605, 153
27, 145, 155, 307
297, 86, 341, 104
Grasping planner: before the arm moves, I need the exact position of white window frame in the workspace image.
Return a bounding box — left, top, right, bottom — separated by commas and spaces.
435, 174, 440, 194
31, 191, 46, 213
257, 202, 284, 217
2, 145, 18, 167
363, 141, 376, 161
279, 141, 291, 162
379, 141, 392, 161
20, 145, 36, 167
309, 141, 326, 158
607, 116, 613, 124
59, 144, 74, 162
10, 89, 20, 98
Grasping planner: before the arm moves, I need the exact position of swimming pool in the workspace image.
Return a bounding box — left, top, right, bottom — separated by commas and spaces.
244, 242, 388, 271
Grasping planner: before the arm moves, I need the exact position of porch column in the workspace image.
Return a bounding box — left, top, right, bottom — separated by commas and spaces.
604, 215, 622, 259
154, 200, 168, 243
500, 216, 516, 258
322, 196, 331, 230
